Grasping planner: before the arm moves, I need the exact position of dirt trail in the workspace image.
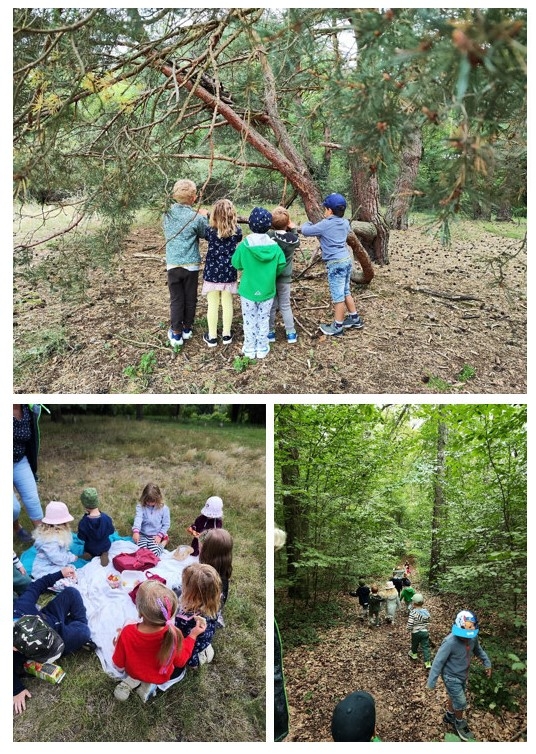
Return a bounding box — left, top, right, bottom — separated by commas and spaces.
281, 570, 525, 742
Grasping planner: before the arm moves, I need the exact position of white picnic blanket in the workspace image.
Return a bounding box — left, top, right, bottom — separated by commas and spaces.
74, 539, 197, 678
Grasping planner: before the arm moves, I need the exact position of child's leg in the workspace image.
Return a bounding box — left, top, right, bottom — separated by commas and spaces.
221, 290, 234, 336
182, 269, 199, 331
255, 299, 273, 355
43, 587, 91, 653
206, 290, 220, 339
268, 295, 278, 332
240, 298, 257, 356
277, 281, 295, 333
167, 268, 186, 333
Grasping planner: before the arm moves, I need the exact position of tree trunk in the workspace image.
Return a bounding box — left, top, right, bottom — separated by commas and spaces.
135, 405, 144, 421
386, 129, 423, 230
49, 406, 63, 423
429, 417, 447, 590
496, 202, 513, 221
278, 407, 309, 600
350, 156, 390, 264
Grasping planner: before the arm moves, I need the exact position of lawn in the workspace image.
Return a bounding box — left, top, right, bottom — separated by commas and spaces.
13, 412, 266, 742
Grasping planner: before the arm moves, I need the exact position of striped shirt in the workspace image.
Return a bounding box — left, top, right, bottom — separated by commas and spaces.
407, 607, 431, 633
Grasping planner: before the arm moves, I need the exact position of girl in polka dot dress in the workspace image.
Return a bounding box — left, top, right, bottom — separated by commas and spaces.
201, 199, 243, 347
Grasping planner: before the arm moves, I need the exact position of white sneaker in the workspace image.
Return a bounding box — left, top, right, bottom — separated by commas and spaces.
168, 328, 183, 347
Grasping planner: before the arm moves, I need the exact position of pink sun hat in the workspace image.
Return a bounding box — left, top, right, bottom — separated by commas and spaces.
42, 501, 74, 525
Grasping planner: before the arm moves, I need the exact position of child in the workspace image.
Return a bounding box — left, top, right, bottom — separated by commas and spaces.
331, 690, 381, 741
383, 580, 401, 624
407, 593, 431, 669
32, 501, 78, 591
368, 584, 384, 627
186, 495, 223, 557
132, 483, 171, 557
77, 487, 115, 567
112, 580, 206, 702
427, 610, 492, 741
199, 527, 233, 624
299, 193, 364, 336
351, 578, 370, 620
174, 563, 222, 667
267, 205, 300, 344
202, 198, 243, 347
13, 565, 92, 714
400, 581, 416, 612
163, 178, 208, 347
231, 207, 286, 359
404, 560, 411, 577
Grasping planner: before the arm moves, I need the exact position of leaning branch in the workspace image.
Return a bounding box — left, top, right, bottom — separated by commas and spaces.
14, 211, 86, 252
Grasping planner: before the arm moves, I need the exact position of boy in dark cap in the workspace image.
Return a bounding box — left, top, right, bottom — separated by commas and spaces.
231, 207, 286, 359
331, 690, 381, 741
77, 487, 115, 566
299, 193, 364, 336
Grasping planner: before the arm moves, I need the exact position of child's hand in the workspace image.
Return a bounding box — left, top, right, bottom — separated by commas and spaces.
190, 616, 207, 638
133, 532, 140, 544
61, 565, 76, 579
153, 535, 162, 544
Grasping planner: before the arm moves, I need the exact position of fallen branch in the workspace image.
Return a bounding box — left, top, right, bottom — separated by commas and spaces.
404, 286, 482, 302
509, 728, 527, 742
293, 314, 314, 338
132, 253, 165, 261
115, 335, 170, 353
294, 254, 322, 280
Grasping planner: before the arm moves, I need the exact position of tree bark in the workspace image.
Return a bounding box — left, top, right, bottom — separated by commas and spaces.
350, 156, 390, 264
429, 416, 447, 590
386, 129, 423, 230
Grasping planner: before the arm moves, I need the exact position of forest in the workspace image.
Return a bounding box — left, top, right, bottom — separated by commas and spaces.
13, 8, 527, 395
274, 403, 527, 742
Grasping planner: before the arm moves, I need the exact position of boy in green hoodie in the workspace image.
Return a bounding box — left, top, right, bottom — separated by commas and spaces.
231, 207, 286, 359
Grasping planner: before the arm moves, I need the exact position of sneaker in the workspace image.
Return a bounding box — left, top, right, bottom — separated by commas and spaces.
82, 640, 97, 652
267, 331, 276, 343
454, 718, 475, 742
15, 527, 34, 543
114, 676, 140, 701
256, 347, 270, 359
222, 333, 233, 345
408, 651, 418, 660
319, 322, 344, 336
342, 314, 365, 329
100, 552, 109, 567
167, 328, 183, 348
240, 349, 256, 359
182, 328, 193, 340
424, 661, 432, 669
203, 333, 218, 348
136, 681, 158, 702
286, 331, 298, 343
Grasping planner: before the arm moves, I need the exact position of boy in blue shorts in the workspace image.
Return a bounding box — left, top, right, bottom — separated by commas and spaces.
299, 193, 364, 336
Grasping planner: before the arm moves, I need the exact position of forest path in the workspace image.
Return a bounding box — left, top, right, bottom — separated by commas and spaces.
282, 568, 524, 742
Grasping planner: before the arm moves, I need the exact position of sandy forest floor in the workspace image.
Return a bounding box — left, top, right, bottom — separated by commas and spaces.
14, 218, 526, 395
281, 586, 527, 743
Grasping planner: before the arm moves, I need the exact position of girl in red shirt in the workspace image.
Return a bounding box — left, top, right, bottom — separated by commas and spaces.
112, 580, 206, 702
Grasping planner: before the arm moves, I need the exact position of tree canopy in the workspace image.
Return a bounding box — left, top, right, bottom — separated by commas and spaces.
14, 7, 527, 268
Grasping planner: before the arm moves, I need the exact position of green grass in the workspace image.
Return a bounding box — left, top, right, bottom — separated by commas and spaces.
13, 414, 266, 742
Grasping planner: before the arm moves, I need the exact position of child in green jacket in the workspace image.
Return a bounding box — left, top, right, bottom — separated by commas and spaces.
231, 207, 286, 359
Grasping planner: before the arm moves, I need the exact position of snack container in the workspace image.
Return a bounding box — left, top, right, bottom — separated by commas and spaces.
23, 660, 66, 684
120, 570, 147, 591
173, 545, 194, 561
107, 573, 121, 589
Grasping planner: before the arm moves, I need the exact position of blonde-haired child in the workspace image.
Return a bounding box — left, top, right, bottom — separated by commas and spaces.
112, 580, 206, 702
163, 178, 208, 348
174, 563, 222, 666
132, 483, 170, 557
201, 198, 243, 347
32, 501, 78, 591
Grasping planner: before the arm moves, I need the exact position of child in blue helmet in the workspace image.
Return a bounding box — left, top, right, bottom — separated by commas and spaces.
426, 610, 492, 741
299, 194, 364, 336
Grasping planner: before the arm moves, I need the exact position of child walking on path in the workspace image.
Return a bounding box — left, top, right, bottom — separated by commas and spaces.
186, 495, 223, 557
426, 610, 492, 741
400, 582, 416, 612
368, 584, 384, 627
299, 193, 364, 336
112, 580, 206, 702
202, 198, 243, 347
267, 205, 300, 344
174, 563, 222, 667
132, 483, 171, 557
77, 487, 115, 566
32, 501, 78, 591
163, 179, 208, 348
231, 207, 286, 359
383, 580, 401, 624
406, 593, 431, 668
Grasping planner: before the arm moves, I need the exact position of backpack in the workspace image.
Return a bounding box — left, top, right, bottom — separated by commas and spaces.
13, 614, 65, 662
112, 548, 160, 572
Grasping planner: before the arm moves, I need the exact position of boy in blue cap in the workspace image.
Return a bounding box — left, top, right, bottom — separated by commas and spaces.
299, 193, 364, 336
426, 610, 492, 741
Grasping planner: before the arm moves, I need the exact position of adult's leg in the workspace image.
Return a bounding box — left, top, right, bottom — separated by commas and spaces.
13, 456, 43, 527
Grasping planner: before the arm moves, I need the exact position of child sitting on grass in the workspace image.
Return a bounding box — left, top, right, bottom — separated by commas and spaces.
112, 580, 206, 702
